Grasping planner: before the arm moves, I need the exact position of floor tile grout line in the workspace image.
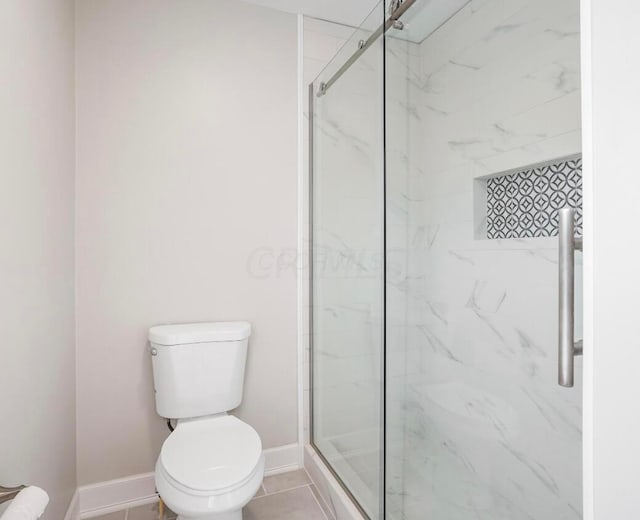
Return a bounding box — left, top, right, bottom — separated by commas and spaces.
310, 486, 336, 520
303, 469, 336, 520
109, 472, 318, 518
252, 482, 313, 500
261, 480, 314, 497
306, 484, 332, 520
253, 483, 330, 519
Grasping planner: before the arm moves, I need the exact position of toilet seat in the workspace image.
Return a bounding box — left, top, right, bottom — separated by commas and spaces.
160, 415, 262, 494
155, 455, 265, 519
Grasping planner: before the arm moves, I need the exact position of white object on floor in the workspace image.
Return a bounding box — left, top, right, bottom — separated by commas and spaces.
1, 486, 49, 520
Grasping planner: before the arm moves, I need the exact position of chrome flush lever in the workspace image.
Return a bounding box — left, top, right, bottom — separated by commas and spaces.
558, 208, 583, 387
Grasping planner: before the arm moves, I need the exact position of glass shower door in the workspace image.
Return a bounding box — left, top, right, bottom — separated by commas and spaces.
384, 0, 583, 519
310, 3, 385, 519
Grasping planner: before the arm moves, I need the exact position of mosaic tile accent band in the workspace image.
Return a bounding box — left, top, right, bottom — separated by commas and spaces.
486, 156, 582, 239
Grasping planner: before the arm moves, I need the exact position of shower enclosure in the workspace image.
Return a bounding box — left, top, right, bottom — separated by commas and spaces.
309, 0, 583, 518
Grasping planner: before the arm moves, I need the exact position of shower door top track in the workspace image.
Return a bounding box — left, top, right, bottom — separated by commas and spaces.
316, 0, 416, 97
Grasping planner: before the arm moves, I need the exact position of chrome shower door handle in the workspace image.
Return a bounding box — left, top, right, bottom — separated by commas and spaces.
558, 208, 583, 388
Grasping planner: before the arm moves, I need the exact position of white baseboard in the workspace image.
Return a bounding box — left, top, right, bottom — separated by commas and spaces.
263, 443, 300, 476
77, 444, 301, 518
64, 489, 80, 520
79, 472, 158, 519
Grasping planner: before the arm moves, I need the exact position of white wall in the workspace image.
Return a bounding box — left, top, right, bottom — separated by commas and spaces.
0, 1, 77, 518
76, 0, 299, 485
587, 0, 640, 518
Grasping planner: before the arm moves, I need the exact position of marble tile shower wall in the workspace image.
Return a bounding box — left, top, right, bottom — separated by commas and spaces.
395, 0, 583, 519
304, 18, 397, 518
384, 36, 424, 520
304, 16, 424, 517
302, 16, 354, 448
305, 16, 386, 513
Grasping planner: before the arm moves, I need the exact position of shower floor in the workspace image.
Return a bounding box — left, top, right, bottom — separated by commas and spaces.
315, 428, 407, 520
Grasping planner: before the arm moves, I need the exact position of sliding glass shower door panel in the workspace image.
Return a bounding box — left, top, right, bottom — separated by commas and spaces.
384, 0, 583, 519
310, 3, 385, 518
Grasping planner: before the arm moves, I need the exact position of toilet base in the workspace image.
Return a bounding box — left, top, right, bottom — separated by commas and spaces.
177, 511, 242, 520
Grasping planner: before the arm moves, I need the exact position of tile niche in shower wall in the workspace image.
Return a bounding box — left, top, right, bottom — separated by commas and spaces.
481, 155, 582, 239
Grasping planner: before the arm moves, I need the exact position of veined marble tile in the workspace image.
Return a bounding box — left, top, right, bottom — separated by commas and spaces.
389, 0, 582, 519
307, 1, 581, 518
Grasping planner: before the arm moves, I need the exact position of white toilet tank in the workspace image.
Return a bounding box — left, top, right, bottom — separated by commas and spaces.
149, 321, 251, 419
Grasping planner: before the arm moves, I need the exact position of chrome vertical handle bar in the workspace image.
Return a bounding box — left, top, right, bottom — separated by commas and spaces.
558, 208, 583, 387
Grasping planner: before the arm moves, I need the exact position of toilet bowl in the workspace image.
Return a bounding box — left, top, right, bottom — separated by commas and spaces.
148, 322, 262, 520
155, 415, 264, 520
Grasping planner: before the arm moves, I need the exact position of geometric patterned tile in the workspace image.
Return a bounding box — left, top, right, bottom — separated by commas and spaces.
487, 155, 582, 239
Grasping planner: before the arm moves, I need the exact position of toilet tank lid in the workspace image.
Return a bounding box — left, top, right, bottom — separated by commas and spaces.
149, 321, 251, 346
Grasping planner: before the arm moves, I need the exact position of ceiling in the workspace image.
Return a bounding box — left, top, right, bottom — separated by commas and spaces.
241, 0, 379, 27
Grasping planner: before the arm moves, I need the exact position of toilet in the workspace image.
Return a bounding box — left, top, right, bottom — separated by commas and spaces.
148, 321, 264, 520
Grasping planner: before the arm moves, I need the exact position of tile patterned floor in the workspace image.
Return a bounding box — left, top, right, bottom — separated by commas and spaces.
92, 470, 332, 520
